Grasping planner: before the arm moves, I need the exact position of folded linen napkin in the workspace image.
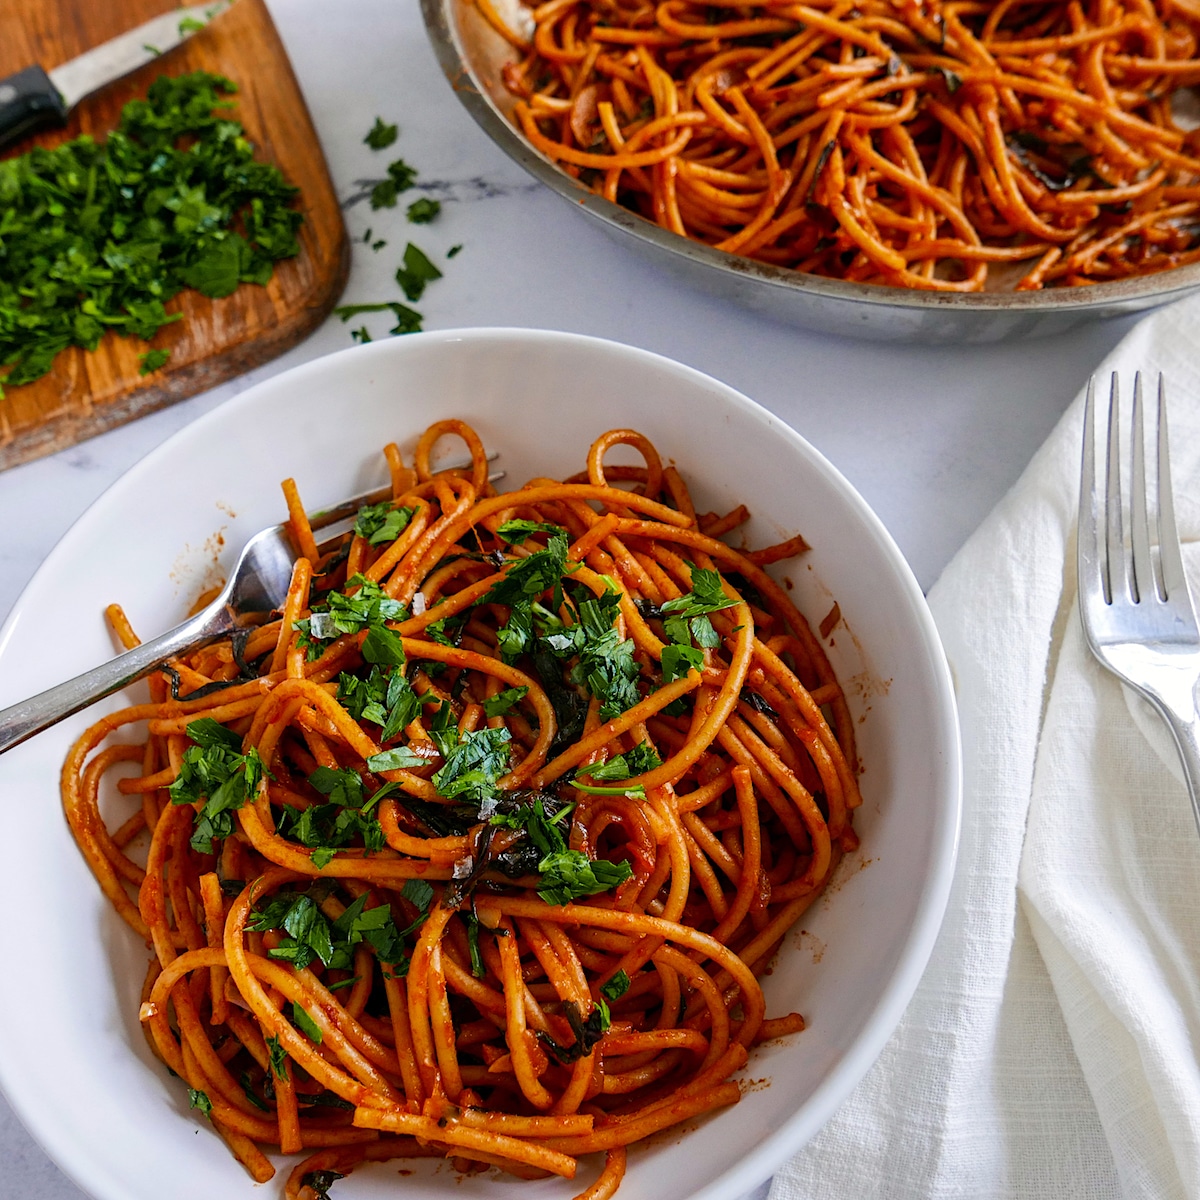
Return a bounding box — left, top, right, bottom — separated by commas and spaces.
770, 291, 1200, 1200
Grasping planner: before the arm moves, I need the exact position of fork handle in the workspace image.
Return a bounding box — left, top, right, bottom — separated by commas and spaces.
0, 606, 236, 755
1154, 701, 1200, 837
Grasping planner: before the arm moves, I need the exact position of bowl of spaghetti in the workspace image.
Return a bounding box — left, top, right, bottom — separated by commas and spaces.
0, 329, 959, 1200
423, 0, 1200, 342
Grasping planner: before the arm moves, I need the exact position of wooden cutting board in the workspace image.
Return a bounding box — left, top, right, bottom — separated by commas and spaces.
0, 0, 349, 470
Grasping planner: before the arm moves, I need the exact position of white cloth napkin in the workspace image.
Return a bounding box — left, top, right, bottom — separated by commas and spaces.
770, 291, 1200, 1200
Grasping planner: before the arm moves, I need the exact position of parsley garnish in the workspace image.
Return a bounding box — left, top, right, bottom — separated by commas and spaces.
491, 796, 633, 905
338, 665, 432, 742
353, 500, 414, 546
188, 1088, 213, 1117
395, 242, 443, 302
579, 743, 661, 781
483, 686, 528, 717
249, 886, 425, 975
0, 72, 302, 396
465, 912, 486, 978
168, 719, 268, 853
432, 726, 512, 808
601, 969, 631, 1000
266, 1034, 287, 1079
292, 1002, 323, 1043
275, 765, 394, 865
293, 575, 407, 659
365, 117, 399, 150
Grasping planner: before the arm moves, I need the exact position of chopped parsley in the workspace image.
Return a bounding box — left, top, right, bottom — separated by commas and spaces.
482, 686, 528, 717
294, 574, 407, 659
432, 726, 512, 808
353, 500, 414, 546
188, 1088, 213, 1117
365, 117, 399, 150
138, 348, 170, 375
395, 242, 443, 302
338, 665, 432, 742
491, 795, 632, 905
168, 718, 268, 853
266, 1034, 287, 1079
370, 159, 418, 209
601, 969, 631, 1000
407, 197, 440, 223
275, 765, 395, 866
292, 1002, 323, 1043
249, 884, 428, 976
0, 72, 302, 396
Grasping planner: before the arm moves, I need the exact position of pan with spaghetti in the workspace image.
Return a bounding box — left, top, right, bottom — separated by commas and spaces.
423, 0, 1200, 342
0, 329, 960, 1200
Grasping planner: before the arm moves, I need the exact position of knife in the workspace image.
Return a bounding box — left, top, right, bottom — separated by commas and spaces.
0, 1, 233, 152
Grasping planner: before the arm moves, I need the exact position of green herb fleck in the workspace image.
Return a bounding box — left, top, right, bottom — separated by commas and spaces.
139, 348, 170, 374
292, 1002, 323, 1043
266, 1034, 287, 1079
365, 117, 399, 150
370, 159, 418, 209
395, 242, 443, 302
407, 197, 440, 224
601, 969, 631, 1000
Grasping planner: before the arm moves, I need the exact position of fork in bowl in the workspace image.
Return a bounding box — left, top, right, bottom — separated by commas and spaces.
0, 454, 499, 756
1078, 371, 1200, 829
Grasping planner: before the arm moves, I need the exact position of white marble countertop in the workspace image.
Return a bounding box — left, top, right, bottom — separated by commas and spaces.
0, 0, 1162, 1195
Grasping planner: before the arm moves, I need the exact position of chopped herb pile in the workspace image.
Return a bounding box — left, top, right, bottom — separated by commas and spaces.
0, 72, 302, 396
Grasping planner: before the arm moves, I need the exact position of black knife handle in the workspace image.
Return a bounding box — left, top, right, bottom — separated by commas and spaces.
0, 66, 68, 152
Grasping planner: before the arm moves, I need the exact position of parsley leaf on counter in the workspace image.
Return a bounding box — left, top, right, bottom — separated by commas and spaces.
365, 117, 399, 150
370, 159, 418, 209
407, 197, 441, 223
0, 72, 302, 396
333, 300, 423, 335
395, 243, 443, 303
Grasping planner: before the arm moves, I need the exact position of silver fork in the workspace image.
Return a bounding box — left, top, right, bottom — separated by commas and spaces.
0, 454, 500, 755
1078, 371, 1200, 830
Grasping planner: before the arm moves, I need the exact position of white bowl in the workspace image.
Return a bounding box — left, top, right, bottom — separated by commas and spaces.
0, 328, 960, 1200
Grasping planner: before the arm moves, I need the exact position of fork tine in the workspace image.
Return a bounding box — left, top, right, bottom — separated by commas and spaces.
1154, 373, 1189, 604
1130, 371, 1152, 603
1078, 376, 1105, 609
1104, 372, 1129, 606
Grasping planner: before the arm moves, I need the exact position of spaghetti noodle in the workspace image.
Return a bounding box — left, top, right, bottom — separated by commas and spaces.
494, 0, 1200, 290
63, 421, 860, 1199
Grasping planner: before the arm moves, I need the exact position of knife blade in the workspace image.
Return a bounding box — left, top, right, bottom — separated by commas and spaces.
0, 1, 233, 151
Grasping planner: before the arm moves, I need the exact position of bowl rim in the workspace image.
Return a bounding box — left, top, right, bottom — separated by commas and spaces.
0, 327, 963, 1200
421, 0, 1200, 316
